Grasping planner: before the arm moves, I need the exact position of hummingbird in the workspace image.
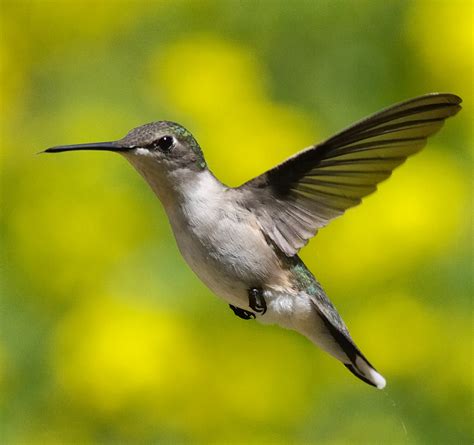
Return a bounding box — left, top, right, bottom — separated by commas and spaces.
45, 93, 461, 389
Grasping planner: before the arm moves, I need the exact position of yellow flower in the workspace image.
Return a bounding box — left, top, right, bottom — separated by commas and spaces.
405, 0, 473, 149
52, 296, 200, 417
405, 0, 473, 91
153, 35, 267, 117
51, 295, 319, 441
352, 291, 472, 405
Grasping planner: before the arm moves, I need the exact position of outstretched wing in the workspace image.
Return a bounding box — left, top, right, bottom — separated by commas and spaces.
236, 93, 462, 256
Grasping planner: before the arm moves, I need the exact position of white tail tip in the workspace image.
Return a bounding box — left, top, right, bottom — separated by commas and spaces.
368, 368, 386, 389
354, 355, 387, 389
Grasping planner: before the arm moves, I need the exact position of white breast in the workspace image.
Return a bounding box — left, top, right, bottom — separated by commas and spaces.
166, 172, 284, 307
123, 156, 289, 309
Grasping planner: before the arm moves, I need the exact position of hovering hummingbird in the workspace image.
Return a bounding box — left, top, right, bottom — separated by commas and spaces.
45, 93, 462, 389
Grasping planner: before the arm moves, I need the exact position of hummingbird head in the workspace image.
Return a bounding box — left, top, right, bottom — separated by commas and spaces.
44, 121, 218, 208
44, 121, 207, 173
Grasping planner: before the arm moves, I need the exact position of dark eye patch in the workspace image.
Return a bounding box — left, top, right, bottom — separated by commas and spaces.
150, 136, 174, 152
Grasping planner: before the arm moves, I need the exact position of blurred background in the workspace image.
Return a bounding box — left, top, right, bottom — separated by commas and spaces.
1, 0, 472, 444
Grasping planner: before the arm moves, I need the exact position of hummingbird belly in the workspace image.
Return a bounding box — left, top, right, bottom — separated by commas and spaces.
168, 200, 289, 308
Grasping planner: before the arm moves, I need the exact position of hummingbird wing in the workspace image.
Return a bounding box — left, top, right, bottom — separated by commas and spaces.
236, 93, 462, 256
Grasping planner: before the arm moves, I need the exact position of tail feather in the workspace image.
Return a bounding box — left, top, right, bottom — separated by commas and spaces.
324, 315, 387, 389
346, 354, 386, 389
345, 364, 378, 388
308, 297, 387, 389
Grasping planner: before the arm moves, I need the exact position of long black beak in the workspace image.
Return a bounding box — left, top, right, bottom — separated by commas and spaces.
43, 141, 129, 153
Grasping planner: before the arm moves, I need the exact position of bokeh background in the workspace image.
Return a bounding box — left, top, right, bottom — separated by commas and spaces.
1, 1, 472, 444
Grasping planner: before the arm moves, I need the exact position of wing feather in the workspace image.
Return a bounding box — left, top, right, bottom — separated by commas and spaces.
236, 93, 462, 256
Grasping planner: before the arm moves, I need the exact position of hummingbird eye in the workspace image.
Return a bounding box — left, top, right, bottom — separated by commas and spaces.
151, 135, 174, 152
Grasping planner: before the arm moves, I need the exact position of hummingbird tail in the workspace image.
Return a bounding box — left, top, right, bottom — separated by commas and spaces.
343, 353, 386, 389
306, 297, 387, 389
321, 312, 386, 389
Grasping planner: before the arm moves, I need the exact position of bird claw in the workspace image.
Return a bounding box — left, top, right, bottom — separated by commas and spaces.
229, 304, 256, 320
248, 287, 267, 315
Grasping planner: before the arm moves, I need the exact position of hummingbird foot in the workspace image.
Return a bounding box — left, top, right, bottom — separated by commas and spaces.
229, 304, 256, 320
248, 287, 267, 315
